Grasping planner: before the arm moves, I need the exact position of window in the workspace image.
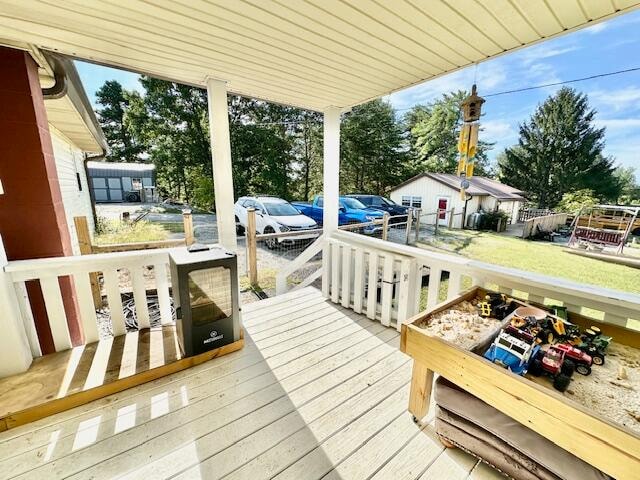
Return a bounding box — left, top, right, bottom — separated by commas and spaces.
131, 178, 142, 190
263, 202, 299, 216
317, 197, 324, 207
401, 196, 422, 208
341, 197, 366, 209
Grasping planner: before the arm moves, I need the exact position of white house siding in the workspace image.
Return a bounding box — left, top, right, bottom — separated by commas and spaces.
51, 128, 95, 255
390, 176, 482, 228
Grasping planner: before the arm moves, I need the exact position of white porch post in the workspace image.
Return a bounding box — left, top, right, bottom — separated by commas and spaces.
323, 107, 341, 233
206, 78, 237, 251
0, 236, 32, 376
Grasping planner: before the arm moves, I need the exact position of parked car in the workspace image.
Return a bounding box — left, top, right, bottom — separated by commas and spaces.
484, 330, 540, 376
291, 195, 385, 234
345, 194, 409, 223
234, 196, 319, 248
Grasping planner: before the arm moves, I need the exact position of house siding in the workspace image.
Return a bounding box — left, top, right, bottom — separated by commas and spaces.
390, 176, 482, 228
51, 128, 95, 255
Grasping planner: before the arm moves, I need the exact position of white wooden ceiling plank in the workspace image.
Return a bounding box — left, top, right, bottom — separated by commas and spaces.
408, 0, 504, 56
481, 0, 542, 43
248, 0, 439, 77
78, 0, 398, 93
319, 0, 460, 70
548, 0, 589, 27
511, 0, 564, 37
24, 1, 369, 102
444, 0, 522, 48
579, 0, 616, 19
202, 0, 424, 83
0, 21, 339, 110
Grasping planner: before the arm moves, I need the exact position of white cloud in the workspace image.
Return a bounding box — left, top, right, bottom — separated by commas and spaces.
595, 118, 640, 131
520, 45, 579, 65
481, 120, 516, 143
582, 22, 608, 34
591, 87, 640, 112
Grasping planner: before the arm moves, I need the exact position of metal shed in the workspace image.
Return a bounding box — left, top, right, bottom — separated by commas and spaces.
87, 161, 156, 203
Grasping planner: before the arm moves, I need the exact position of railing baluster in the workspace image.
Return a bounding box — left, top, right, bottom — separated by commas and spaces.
380, 254, 394, 326
154, 262, 173, 325
131, 266, 151, 329
321, 241, 331, 298
366, 250, 379, 320
352, 248, 365, 314
73, 272, 100, 343
330, 242, 341, 304
396, 258, 414, 330
14, 281, 42, 356
447, 271, 463, 300
341, 246, 352, 308
103, 268, 126, 336
426, 266, 442, 311
40, 276, 72, 351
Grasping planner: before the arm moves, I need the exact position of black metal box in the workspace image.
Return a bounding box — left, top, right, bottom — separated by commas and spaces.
169, 246, 240, 357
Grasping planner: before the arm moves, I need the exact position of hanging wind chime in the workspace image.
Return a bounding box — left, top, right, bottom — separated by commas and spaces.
457, 84, 485, 200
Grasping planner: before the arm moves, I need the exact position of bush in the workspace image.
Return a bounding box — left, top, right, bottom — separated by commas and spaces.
482, 210, 510, 231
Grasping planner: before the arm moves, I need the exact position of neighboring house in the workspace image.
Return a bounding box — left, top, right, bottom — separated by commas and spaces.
87, 162, 156, 203
42, 56, 107, 255
389, 173, 526, 227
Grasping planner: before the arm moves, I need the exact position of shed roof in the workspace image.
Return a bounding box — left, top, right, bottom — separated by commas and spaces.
87, 161, 155, 175
0, 1, 638, 111
391, 173, 526, 201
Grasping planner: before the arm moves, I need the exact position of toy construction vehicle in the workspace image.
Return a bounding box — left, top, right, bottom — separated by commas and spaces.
576, 326, 611, 366
478, 293, 517, 320
528, 346, 574, 392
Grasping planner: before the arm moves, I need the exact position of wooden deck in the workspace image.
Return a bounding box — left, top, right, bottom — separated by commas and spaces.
0, 287, 503, 480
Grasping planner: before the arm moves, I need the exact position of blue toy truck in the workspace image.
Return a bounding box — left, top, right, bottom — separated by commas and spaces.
292, 195, 385, 234
484, 330, 540, 375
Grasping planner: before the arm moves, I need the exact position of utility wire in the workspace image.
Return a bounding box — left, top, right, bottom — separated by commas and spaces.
231, 65, 640, 124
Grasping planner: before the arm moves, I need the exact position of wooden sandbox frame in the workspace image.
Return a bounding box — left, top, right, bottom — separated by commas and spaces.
400, 286, 640, 479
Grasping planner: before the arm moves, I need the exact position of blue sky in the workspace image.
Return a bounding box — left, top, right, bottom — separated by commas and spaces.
76, 10, 640, 180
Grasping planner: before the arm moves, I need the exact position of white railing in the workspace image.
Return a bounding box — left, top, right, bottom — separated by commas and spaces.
5, 249, 173, 355
324, 230, 640, 331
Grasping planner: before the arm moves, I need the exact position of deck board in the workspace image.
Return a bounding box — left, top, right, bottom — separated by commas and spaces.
0, 287, 488, 480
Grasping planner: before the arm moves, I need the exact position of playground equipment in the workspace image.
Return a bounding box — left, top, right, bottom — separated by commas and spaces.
567, 205, 640, 254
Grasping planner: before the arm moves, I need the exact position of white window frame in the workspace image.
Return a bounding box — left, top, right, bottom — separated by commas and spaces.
401, 195, 422, 208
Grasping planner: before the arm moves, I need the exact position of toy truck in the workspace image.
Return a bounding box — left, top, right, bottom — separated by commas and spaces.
484, 330, 540, 376
554, 343, 592, 375
528, 346, 574, 392
577, 326, 611, 366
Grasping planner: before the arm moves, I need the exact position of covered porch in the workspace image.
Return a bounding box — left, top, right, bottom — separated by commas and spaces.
1, 1, 640, 479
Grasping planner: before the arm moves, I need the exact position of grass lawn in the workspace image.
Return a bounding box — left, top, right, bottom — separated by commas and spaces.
422, 229, 639, 294
94, 219, 170, 245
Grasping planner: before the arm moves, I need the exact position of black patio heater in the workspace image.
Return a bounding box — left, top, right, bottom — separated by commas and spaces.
169, 245, 240, 357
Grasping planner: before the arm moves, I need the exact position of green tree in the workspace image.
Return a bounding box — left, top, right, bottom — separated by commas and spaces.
614, 166, 640, 204
407, 91, 493, 176
556, 189, 599, 213
95, 81, 146, 162
498, 87, 620, 208
340, 100, 408, 194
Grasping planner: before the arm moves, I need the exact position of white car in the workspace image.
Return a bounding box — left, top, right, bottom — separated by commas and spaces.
234, 196, 319, 247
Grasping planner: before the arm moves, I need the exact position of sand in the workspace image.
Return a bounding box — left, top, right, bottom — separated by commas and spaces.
555, 343, 640, 434
414, 299, 503, 350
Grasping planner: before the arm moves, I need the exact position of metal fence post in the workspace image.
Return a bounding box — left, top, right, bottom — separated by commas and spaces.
405, 208, 414, 244
382, 212, 390, 241
247, 208, 258, 287
413, 208, 421, 242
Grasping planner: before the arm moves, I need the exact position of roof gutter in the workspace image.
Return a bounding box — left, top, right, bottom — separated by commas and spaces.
41, 51, 108, 154
41, 55, 68, 99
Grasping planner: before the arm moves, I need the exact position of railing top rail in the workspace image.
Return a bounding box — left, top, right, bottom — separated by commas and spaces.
330, 230, 640, 312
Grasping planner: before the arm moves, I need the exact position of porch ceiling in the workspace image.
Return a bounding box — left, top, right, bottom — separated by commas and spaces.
0, 1, 638, 111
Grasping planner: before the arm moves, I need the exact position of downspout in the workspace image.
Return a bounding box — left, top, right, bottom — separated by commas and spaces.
84, 154, 102, 229
462, 194, 472, 229
41, 56, 67, 99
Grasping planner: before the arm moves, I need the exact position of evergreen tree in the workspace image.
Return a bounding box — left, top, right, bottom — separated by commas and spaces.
498, 87, 620, 208
340, 100, 407, 195
407, 91, 493, 176
95, 80, 146, 162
